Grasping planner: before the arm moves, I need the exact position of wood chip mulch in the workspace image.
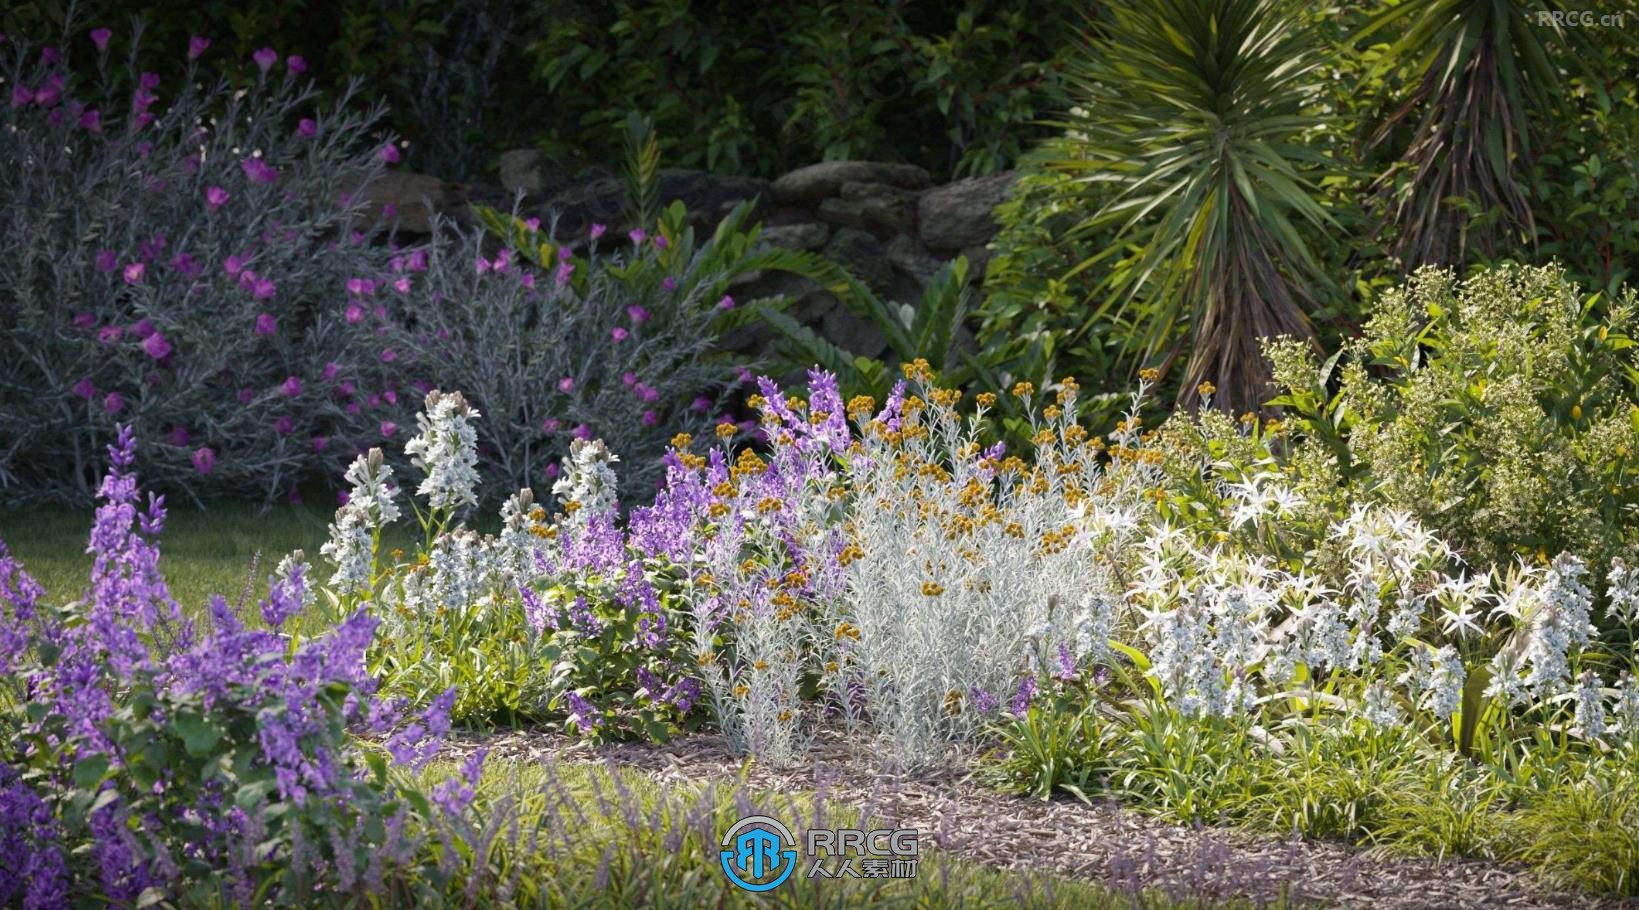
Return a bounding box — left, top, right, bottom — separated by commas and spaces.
439, 730, 1635, 910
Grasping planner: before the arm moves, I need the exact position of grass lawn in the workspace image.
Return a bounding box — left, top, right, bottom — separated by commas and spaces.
0, 502, 387, 609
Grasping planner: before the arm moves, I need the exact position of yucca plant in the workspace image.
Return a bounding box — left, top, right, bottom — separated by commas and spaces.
1049, 0, 1341, 414
1359, 0, 1578, 269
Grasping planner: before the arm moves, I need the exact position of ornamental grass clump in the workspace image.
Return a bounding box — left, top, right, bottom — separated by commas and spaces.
0, 427, 476, 907
0, 26, 414, 505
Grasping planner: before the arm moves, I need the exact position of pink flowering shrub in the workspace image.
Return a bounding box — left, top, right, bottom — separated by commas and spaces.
0, 427, 482, 906
0, 28, 416, 505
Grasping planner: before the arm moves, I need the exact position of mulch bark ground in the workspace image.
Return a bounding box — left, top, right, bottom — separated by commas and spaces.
439, 729, 1633, 910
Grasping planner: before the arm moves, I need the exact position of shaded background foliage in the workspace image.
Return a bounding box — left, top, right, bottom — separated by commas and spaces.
0, 0, 1081, 181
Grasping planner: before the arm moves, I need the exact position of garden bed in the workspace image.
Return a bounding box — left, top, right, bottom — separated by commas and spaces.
438, 729, 1615, 910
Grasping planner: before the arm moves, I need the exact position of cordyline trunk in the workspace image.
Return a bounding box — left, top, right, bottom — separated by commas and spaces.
1176, 192, 1319, 416
1369, 23, 1535, 270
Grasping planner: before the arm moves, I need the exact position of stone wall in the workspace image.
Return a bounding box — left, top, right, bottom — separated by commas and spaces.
364, 154, 1017, 363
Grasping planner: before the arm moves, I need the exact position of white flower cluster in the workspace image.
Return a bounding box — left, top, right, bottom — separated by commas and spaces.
320, 449, 399, 595
552, 438, 620, 519
403, 390, 482, 511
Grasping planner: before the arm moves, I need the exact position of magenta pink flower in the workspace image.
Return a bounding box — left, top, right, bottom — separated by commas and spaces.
206, 186, 228, 210
279, 376, 302, 397
169, 252, 200, 276
383, 389, 398, 405
102, 391, 124, 414
475, 256, 491, 273
542, 418, 560, 433
654, 235, 668, 249
224, 255, 246, 276
129, 319, 155, 339
72, 377, 96, 400
557, 376, 575, 394
641, 410, 658, 426
627, 305, 650, 324
188, 36, 210, 61
141, 332, 171, 360
661, 276, 677, 292
628, 228, 646, 245
191, 446, 216, 475
346, 277, 375, 297
139, 71, 160, 90
393, 276, 410, 294
407, 250, 428, 272
345, 303, 364, 323
339, 381, 357, 397
572, 423, 592, 440
237, 387, 255, 405
379, 143, 401, 164
622, 371, 638, 387
98, 326, 123, 345
254, 313, 277, 335
380, 349, 397, 363
89, 28, 111, 50
123, 262, 145, 285
95, 249, 117, 272
285, 55, 307, 75
40, 46, 60, 66
311, 436, 329, 451
241, 158, 278, 184
718, 294, 735, 311
78, 109, 101, 131
253, 47, 278, 73
166, 426, 191, 446
10, 85, 32, 107
274, 415, 295, 435
251, 276, 276, 300
590, 223, 607, 239
637, 384, 659, 404
691, 395, 712, 412
72, 312, 96, 329
321, 361, 340, 381
519, 272, 536, 289
544, 463, 560, 479
611, 327, 628, 342
380, 420, 398, 438
297, 117, 317, 138
525, 217, 541, 231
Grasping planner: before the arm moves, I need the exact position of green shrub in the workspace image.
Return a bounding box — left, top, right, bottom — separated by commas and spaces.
1266, 263, 1639, 578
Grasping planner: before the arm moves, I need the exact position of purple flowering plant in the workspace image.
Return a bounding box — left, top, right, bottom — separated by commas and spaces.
0, 428, 472, 906
0, 29, 419, 506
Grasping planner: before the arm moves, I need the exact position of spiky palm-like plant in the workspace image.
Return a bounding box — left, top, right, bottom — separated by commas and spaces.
1361, 0, 1576, 269
1050, 0, 1339, 413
